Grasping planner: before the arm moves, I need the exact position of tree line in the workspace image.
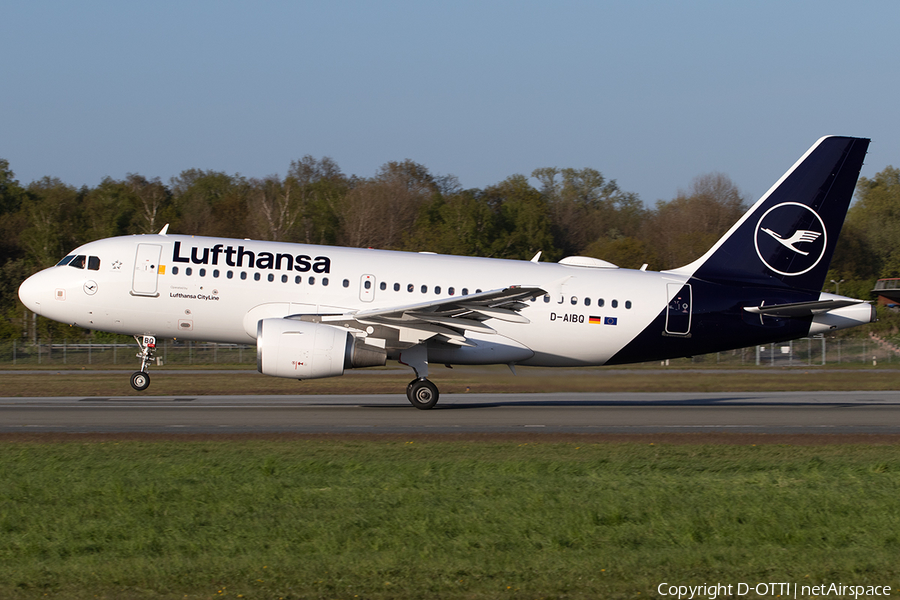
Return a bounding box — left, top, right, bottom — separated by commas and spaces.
1, 155, 898, 340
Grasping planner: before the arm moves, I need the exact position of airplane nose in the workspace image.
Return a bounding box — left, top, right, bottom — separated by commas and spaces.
18, 272, 44, 315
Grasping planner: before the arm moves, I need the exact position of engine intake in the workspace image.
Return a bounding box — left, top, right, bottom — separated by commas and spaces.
257, 318, 385, 379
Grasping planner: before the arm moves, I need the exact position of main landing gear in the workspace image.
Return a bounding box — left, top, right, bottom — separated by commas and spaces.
130, 335, 156, 391
407, 378, 439, 410
400, 344, 440, 409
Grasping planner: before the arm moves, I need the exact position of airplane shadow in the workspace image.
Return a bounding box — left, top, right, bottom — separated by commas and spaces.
357, 396, 900, 410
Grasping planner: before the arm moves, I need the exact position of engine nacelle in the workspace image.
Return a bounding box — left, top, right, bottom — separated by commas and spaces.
257, 318, 385, 379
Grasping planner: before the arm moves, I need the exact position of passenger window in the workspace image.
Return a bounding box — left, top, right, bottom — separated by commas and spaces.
597, 299, 604, 307
394, 283, 400, 292
172, 266, 179, 275
421, 285, 428, 293
69, 255, 86, 269
186, 267, 193, 276
462, 288, 469, 295
240, 272, 247, 280
543, 295, 550, 303
267, 274, 274, 282
227, 271, 233, 279
476, 289, 482, 293
213, 269, 220, 278
380, 282, 386, 291
322, 278, 329, 286
584, 298, 591, 306
297, 276, 303, 284
56, 255, 75, 266
407, 284, 414, 293
435, 286, 441, 295
364, 280, 372, 289
88, 256, 100, 270
309, 277, 315, 285
449, 287, 455, 296
253, 273, 260, 281
571, 296, 577, 305
625, 300, 632, 309
343, 279, 350, 288
199, 268, 206, 277
612, 299, 618, 308
281, 275, 288, 283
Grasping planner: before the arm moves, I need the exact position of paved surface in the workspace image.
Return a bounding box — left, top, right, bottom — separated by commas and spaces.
3, 391, 900, 434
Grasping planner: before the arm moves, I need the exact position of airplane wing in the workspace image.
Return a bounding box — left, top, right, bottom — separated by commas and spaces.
743, 299, 866, 318
298, 286, 546, 347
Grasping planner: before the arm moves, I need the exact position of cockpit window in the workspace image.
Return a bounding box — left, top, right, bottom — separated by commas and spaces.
56, 255, 75, 266
68, 255, 86, 269
87, 256, 100, 270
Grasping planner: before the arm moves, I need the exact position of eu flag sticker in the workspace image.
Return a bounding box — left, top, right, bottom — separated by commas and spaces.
604, 317, 617, 325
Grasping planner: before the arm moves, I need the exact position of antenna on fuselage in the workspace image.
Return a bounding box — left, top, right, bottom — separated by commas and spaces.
158, 224, 169, 235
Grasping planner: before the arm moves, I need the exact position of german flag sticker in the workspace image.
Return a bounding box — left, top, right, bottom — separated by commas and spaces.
589, 316, 603, 324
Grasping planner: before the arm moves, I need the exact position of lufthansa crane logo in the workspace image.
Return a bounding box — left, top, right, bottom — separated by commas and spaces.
754, 202, 826, 276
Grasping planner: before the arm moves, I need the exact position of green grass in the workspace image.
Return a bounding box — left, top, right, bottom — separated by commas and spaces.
2, 440, 900, 599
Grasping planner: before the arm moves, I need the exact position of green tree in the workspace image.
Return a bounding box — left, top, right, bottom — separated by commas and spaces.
582, 236, 655, 269
642, 173, 746, 270
404, 189, 499, 256
127, 174, 173, 234
0, 160, 28, 268
19, 177, 83, 268
338, 160, 437, 249
169, 170, 250, 238
81, 177, 138, 241
285, 156, 349, 245
532, 166, 645, 256
841, 166, 900, 277
482, 175, 557, 260
0, 159, 25, 215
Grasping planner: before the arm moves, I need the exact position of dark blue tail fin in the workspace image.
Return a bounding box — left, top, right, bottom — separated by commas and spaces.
679, 136, 869, 292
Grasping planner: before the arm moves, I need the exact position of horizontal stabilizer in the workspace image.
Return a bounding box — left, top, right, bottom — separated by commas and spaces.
744, 299, 866, 318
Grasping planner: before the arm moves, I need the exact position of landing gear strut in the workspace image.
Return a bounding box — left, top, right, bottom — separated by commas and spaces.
407, 378, 439, 410
131, 335, 156, 391
400, 343, 439, 409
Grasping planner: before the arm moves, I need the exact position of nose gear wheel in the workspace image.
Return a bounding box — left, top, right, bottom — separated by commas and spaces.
131, 335, 157, 391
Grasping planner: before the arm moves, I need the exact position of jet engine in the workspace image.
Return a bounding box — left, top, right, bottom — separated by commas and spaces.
257, 318, 385, 379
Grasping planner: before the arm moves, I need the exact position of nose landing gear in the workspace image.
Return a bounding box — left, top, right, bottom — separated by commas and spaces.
131, 335, 156, 391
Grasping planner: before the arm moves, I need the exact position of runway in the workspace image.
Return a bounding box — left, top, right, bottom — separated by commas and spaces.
3, 391, 900, 434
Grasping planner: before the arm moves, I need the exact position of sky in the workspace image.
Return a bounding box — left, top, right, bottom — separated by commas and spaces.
2, 1, 899, 206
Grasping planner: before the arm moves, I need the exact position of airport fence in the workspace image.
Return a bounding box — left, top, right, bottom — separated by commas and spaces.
0, 339, 257, 367
0, 335, 898, 368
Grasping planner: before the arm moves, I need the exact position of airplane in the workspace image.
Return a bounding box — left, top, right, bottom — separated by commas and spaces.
18, 136, 875, 409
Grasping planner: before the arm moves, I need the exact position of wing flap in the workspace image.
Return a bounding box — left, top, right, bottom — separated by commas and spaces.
293, 286, 544, 350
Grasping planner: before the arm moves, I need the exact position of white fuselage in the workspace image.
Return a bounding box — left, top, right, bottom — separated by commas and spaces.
19, 233, 688, 367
